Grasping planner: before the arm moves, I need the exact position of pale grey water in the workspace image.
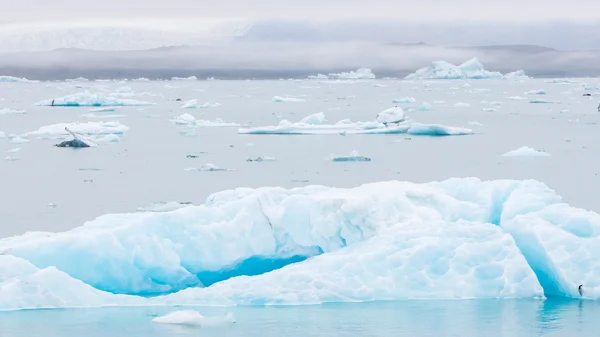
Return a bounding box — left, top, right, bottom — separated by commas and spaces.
0, 78, 598, 239
1, 299, 599, 337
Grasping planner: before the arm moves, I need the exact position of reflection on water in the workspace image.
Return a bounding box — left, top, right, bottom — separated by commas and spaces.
0, 299, 598, 337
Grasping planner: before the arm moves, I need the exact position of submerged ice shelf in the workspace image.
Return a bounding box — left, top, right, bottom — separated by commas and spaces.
1, 178, 600, 310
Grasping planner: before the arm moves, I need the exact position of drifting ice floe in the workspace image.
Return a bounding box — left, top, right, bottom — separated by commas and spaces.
180, 100, 222, 109
0, 108, 26, 115
11, 178, 600, 309
239, 111, 471, 136
10, 137, 29, 144
529, 99, 551, 104
405, 58, 526, 80
35, 91, 155, 107
507, 96, 528, 100
171, 114, 239, 127
27, 122, 129, 138
300, 112, 326, 124
309, 68, 376, 80
89, 107, 118, 113
184, 164, 233, 172
272, 96, 305, 102
392, 97, 416, 104
417, 102, 433, 111
246, 156, 276, 162
525, 89, 546, 95
502, 146, 551, 157
152, 310, 235, 327
453, 102, 471, 108
329, 150, 372, 162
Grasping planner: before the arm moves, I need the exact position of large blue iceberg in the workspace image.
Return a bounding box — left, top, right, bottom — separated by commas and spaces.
405, 58, 528, 80
1, 178, 599, 311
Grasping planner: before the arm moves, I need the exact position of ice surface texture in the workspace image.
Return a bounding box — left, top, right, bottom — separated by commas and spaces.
35, 91, 155, 107
406, 58, 525, 80
2, 178, 600, 310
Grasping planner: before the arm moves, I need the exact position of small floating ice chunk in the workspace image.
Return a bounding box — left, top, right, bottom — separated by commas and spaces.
525, 89, 546, 95
529, 99, 551, 104
377, 107, 405, 124
507, 96, 527, 100
246, 156, 276, 162
299, 112, 326, 125
185, 163, 233, 172
7, 147, 20, 153
481, 108, 496, 112
416, 102, 433, 111
453, 102, 471, 108
0, 108, 26, 115
392, 97, 416, 104
10, 137, 29, 144
137, 202, 193, 213
329, 151, 372, 162
502, 146, 550, 157
152, 310, 235, 327
468, 121, 483, 126
89, 107, 118, 113
489, 101, 503, 106
272, 96, 305, 102
4, 156, 19, 161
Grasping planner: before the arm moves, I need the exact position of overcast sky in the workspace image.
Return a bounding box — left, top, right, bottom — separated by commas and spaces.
2, 0, 600, 26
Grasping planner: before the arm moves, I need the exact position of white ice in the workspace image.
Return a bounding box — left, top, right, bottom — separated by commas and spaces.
453, 102, 471, 108
272, 96, 305, 102
525, 90, 546, 95
137, 202, 193, 213
172, 76, 198, 81
185, 163, 233, 172
503, 70, 530, 80
329, 150, 372, 162
152, 310, 235, 327
171, 114, 239, 127
89, 107, 118, 113
0, 76, 34, 83
27, 122, 129, 138
5, 178, 600, 309
309, 68, 376, 80
10, 137, 29, 144
0, 108, 26, 115
392, 97, 416, 104
416, 102, 433, 111
239, 112, 472, 136
299, 112, 326, 125
246, 156, 277, 162
180, 100, 222, 109
35, 91, 155, 107
405, 58, 504, 80
502, 146, 551, 157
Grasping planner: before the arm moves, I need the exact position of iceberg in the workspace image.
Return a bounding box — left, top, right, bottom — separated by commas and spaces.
35, 91, 155, 107
453, 102, 471, 108
89, 107, 118, 113
0, 108, 26, 115
329, 150, 372, 162
309, 68, 376, 80
507, 96, 528, 100
272, 96, 305, 102
405, 58, 503, 80
504, 70, 530, 80
246, 156, 276, 162
10, 137, 29, 144
502, 146, 550, 157
27, 121, 129, 137
4, 178, 600, 309
392, 97, 416, 104
239, 112, 471, 136
184, 163, 233, 172
529, 99, 551, 104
